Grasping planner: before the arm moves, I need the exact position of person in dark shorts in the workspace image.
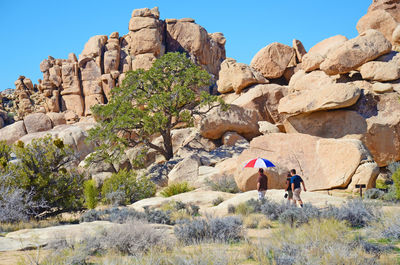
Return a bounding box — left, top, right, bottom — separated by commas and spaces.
290, 169, 306, 207
257, 168, 268, 200
285, 172, 293, 204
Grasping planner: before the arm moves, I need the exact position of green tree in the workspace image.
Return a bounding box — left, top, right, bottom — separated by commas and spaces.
87, 52, 225, 166
83, 179, 99, 209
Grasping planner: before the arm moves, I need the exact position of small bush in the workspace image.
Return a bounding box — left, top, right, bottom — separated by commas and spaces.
365, 188, 384, 200
322, 199, 379, 228
174, 216, 244, 244
105, 190, 126, 206
79, 208, 145, 224
382, 184, 398, 201
212, 196, 224, 206
278, 204, 320, 227
376, 179, 389, 190
391, 166, 400, 200
83, 180, 99, 209
160, 182, 194, 197
144, 207, 174, 225
205, 175, 239, 193
227, 204, 236, 214
243, 213, 271, 229
102, 169, 156, 205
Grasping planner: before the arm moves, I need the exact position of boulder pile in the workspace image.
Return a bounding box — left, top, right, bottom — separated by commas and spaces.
1, 1, 399, 193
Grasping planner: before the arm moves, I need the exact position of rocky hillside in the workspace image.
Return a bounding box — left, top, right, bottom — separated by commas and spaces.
0, 1, 399, 193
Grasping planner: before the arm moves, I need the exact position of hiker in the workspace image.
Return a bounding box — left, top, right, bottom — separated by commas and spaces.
257, 168, 268, 200
285, 172, 293, 204
290, 169, 306, 207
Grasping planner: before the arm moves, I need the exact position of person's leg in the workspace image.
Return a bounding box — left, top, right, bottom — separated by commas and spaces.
258, 191, 265, 200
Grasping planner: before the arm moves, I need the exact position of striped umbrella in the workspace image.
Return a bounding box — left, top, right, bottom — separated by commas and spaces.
243, 158, 275, 168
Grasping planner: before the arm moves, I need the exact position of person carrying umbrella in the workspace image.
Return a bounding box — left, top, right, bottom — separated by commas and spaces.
257, 168, 268, 200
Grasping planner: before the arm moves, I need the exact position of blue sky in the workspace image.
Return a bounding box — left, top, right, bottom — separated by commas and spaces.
0, 1, 370, 91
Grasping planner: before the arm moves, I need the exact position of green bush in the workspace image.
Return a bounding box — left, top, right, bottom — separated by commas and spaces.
205, 175, 239, 193
0, 140, 11, 168
101, 169, 156, 205
83, 180, 99, 209
391, 167, 400, 200
2, 136, 84, 216
376, 179, 389, 190
160, 182, 195, 197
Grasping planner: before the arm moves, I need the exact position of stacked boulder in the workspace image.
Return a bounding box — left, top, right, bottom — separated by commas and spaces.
9, 7, 226, 120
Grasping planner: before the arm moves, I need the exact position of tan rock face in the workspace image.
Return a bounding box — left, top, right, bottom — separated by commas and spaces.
131, 53, 156, 71
368, 0, 400, 22
23, 113, 53, 134
320, 29, 392, 75
278, 83, 361, 115
46, 112, 66, 126
372, 82, 393, 93
199, 105, 262, 140
359, 61, 400, 81
292, 39, 307, 62
0, 121, 27, 144
221, 131, 247, 146
364, 93, 400, 166
61, 54, 84, 116
301, 35, 348, 72
229, 84, 288, 123
166, 19, 226, 77
283, 110, 367, 139
347, 162, 379, 192
234, 133, 373, 191
250, 42, 295, 79
217, 58, 268, 94
357, 9, 398, 44
288, 70, 335, 92
167, 155, 200, 185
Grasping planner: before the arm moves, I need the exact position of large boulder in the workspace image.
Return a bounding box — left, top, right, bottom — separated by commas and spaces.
356, 9, 398, 44
288, 70, 335, 92
367, 0, 400, 22
359, 60, 400, 81
283, 110, 367, 139
217, 58, 267, 94
278, 83, 361, 116
199, 104, 262, 140
250, 42, 296, 79
167, 155, 201, 185
234, 133, 375, 191
166, 18, 226, 77
227, 84, 288, 123
0, 121, 27, 144
320, 29, 392, 75
301, 35, 348, 72
19, 123, 95, 161
363, 93, 400, 166
23, 113, 53, 134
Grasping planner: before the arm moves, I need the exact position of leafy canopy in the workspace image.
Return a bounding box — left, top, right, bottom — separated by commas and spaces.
88, 52, 225, 165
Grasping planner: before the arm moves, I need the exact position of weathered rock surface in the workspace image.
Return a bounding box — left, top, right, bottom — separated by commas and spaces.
217, 58, 267, 94
168, 155, 201, 185
357, 9, 398, 44
288, 70, 335, 92
278, 83, 361, 115
250, 42, 296, 79
227, 84, 288, 123
19, 123, 95, 160
199, 104, 262, 140
283, 110, 367, 139
320, 30, 392, 75
347, 162, 379, 192
234, 133, 374, 191
23, 113, 53, 134
359, 60, 400, 81
0, 121, 27, 144
301, 35, 348, 72
292, 39, 307, 62
166, 18, 226, 77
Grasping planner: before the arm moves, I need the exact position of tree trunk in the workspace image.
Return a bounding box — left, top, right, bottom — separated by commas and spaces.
162, 130, 174, 160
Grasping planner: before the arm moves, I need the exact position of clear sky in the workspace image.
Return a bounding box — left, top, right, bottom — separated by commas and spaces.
0, 0, 370, 91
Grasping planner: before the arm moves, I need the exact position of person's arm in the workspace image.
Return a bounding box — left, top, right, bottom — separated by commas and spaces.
302, 181, 306, 192
291, 183, 295, 191
257, 176, 260, 191
285, 179, 289, 191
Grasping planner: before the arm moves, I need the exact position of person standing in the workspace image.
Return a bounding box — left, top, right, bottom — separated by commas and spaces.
290, 169, 306, 207
285, 172, 293, 204
257, 168, 268, 200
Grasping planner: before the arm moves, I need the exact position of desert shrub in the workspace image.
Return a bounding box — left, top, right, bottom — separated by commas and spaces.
391, 167, 400, 200
205, 175, 239, 193
3, 136, 84, 216
233, 198, 264, 216
0, 179, 47, 223
212, 196, 224, 206
83, 179, 99, 209
79, 208, 145, 224
260, 200, 288, 220
41, 244, 89, 265
174, 216, 244, 244
322, 199, 379, 228
227, 204, 236, 214
160, 181, 194, 197
253, 219, 389, 265
376, 179, 389, 190
243, 213, 271, 229
365, 188, 384, 200
80, 209, 101, 223
278, 204, 320, 227
105, 190, 126, 206
0, 140, 11, 166
144, 207, 174, 225
101, 169, 156, 205
382, 184, 398, 201
159, 200, 199, 222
